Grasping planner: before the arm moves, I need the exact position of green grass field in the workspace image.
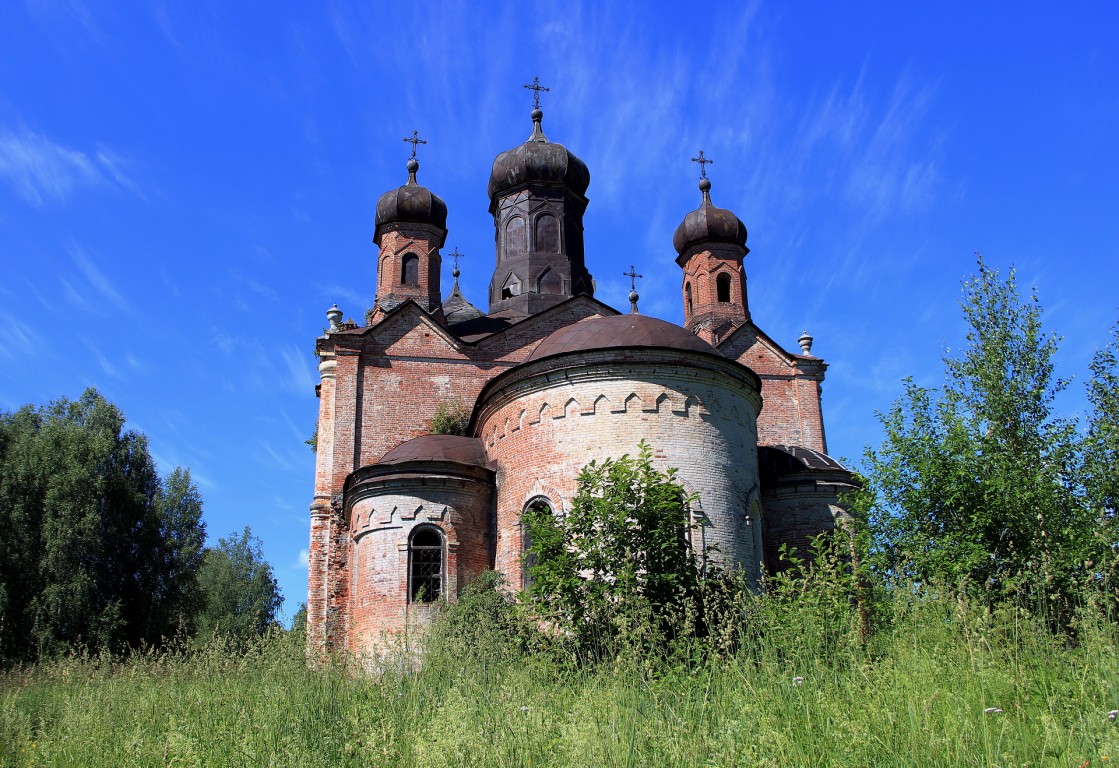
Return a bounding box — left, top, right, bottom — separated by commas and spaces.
2, 591, 1118, 767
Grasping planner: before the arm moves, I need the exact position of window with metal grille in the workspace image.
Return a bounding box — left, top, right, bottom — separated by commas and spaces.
409, 527, 443, 603
521, 498, 552, 591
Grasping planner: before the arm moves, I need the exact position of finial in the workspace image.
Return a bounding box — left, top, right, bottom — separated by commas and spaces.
449, 246, 463, 282
524, 76, 549, 141
798, 330, 814, 356
403, 130, 426, 183
692, 150, 713, 202
327, 304, 343, 331
624, 265, 643, 314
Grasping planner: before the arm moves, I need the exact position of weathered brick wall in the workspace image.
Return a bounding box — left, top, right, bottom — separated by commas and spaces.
475, 348, 765, 586
345, 474, 492, 658
720, 325, 828, 453
679, 242, 749, 343
761, 473, 856, 573
370, 225, 444, 316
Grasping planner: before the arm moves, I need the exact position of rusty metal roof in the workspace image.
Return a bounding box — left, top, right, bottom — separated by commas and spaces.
379, 435, 487, 467
527, 314, 720, 361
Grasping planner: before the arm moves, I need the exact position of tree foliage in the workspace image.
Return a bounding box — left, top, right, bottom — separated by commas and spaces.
194, 527, 283, 641
863, 258, 1116, 618
523, 441, 701, 660
0, 389, 205, 662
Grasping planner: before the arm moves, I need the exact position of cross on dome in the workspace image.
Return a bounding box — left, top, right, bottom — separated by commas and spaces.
449, 246, 463, 279
691, 149, 713, 179
523, 76, 550, 110
403, 130, 427, 159
624, 264, 643, 314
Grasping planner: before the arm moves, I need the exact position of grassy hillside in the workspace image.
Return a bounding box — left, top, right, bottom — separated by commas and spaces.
3, 587, 1118, 768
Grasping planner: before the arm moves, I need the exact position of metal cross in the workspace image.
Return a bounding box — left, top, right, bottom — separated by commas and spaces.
691, 149, 713, 179
624, 265, 643, 292
403, 130, 427, 159
523, 76, 550, 109
449, 246, 463, 272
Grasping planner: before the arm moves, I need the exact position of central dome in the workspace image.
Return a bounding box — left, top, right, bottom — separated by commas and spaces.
487, 109, 590, 202
527, 314, 721, 361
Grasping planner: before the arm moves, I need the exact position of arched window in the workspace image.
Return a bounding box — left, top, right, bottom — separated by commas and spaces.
534, 214, 559, 253
716, 272, 732, 303
506, 217, 526, 256
401, 253, 419, 286
408, 526, 443, 603
685, 282, 693, 315
521, 498, 553, 591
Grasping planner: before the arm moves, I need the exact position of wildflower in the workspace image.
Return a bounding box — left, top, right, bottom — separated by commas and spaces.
519, 706, 530, 713
792, 677, 805, 686
1108, 710, 1118, 722
983, 708, 1003, 714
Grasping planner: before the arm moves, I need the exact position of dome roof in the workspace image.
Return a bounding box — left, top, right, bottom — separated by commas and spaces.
379, 434, 486, 467
487, 109, 590, 201
374, 159, 448, 245
527, 314, 720, 361
672, 178, 747, 255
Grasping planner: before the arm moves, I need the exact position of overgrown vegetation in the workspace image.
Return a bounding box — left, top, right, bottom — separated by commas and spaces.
428, 398, 472, 436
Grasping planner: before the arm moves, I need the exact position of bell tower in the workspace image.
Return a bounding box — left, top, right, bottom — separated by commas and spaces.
674, 151, 750, 345
370, 132, 448, 322
486, 79, 594, 315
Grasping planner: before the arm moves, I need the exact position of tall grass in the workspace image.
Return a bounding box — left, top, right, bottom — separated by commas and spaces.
2, 587, 1117, 767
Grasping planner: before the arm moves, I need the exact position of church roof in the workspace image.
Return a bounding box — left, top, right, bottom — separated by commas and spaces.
379, 435, 488, 467
488, 107, 590, 202
673, 177, 747, 256
374, 158, 448, 245
758, 444, 848, 473
441, 282, 484, 325
527, 314, 720, 361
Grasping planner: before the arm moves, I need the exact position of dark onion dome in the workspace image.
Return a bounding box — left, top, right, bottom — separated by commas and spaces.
527, 314, 721, 362
672, 177, 748, 255
378, 434, 486, 467
487, 108, 590, 202
374, 158, 448, 246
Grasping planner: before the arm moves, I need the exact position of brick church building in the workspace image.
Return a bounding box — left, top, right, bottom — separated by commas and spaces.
306, 93, 857, 658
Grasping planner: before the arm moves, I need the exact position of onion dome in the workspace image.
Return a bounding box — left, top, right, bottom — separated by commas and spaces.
672, 176, 748, 255
379, 435, 487, 467
527, 314, 720, 361
374, 157, 448, 246
487, 107, 590, 202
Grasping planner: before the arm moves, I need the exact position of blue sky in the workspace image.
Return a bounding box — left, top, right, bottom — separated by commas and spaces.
2, 1, 1117, 622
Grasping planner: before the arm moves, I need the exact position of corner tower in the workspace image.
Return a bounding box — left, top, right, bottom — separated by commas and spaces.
674, 152, 750, 345
487, 80, 594, 315
370, 133, 448, 321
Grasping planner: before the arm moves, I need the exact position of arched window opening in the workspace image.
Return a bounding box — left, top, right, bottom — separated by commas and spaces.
716, 272, 732, 303
506, 217, 526, 256
409, 526, 443, 603
685, 282, 693, 315
534, 214, 560, 253
401, 253, 420, 286
521, 498, 553, 591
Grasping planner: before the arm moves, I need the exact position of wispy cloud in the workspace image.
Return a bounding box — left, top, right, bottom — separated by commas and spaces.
0, 127, 135, 205
281, 345, 316, 395
294, 548, 309, 570
0, 310, 41, 361
65, 245, 130, 312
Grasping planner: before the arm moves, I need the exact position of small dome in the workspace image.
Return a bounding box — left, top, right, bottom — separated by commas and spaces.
374, 160, 448, 245
379, 435, 486, 467
527, 314, 720, 361
672, 179, 747, 255
487, 109, 590, 201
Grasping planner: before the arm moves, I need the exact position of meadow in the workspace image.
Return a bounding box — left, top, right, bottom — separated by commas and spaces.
2, 584, 1117, 768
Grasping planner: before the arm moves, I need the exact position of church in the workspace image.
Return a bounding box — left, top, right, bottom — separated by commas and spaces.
306, 85, 857, 658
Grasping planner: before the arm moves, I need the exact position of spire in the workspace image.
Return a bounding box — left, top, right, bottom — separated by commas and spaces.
624, 265, 643, 315
402, 130, 426, 184
523, 76, 549, 141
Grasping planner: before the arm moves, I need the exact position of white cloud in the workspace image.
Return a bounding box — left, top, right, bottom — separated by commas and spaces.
0, 127, 135, 205
294, 548, 309, 570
